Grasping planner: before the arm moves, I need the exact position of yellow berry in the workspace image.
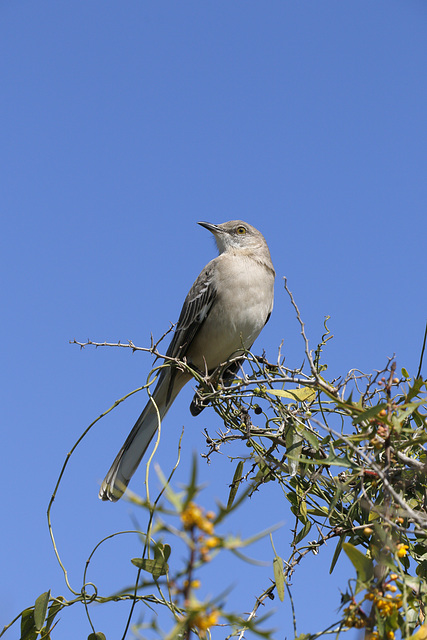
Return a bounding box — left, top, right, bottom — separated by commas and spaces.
192, 609, 219, 634
181, 502, 203, 528
205, 535, 221, 549
396, 543, 409, 558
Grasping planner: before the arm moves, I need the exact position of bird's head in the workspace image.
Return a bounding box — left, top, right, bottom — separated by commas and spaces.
198, 220, 268, 255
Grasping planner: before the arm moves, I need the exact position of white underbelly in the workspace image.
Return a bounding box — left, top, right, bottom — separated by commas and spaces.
187, 258, 274, 370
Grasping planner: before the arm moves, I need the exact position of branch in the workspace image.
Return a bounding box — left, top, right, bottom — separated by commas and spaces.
283, 278, 337, 397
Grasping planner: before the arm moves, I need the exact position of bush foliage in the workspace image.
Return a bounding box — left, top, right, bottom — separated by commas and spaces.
4, 289, 427, 640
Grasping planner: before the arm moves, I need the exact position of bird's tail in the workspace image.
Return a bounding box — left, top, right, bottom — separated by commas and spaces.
99, 371, 187, 502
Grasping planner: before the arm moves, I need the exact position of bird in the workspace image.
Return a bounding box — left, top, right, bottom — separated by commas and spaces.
99, 220, 275, 501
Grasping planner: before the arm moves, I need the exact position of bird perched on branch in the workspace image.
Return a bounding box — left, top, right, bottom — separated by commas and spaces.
99, 220, 275, 501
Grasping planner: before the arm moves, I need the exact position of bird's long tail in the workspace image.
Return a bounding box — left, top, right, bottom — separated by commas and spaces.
99, 371, 188, 502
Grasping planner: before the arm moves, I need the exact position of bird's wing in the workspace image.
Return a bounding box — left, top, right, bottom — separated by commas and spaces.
99, 263, 218, 501
165, 261, 217, 362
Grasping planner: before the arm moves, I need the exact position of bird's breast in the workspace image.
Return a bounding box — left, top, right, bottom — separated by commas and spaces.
187, 256, 274, 371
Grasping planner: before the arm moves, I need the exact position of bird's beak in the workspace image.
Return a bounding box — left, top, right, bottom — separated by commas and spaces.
198, 221, 223, 234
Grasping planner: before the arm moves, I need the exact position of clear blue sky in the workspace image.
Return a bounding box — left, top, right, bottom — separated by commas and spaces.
1, 2, 426, 639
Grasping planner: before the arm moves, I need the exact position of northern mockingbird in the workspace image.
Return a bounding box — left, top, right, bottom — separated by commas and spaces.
99, 220, 275, 501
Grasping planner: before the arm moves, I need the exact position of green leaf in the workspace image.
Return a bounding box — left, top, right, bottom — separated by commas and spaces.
162, 543, 171, 562
330, 535, 345, 574
299, 499, 307, 520
265, 387, 316, 402
343, 542, 374, 590
44, 596, 65, 634
155, 465, 184, 511
153, 541, 171, 562
392, 400, 427, 431
270, 534, 285, 602
344, 391, 354, 404
273, 556, 285, 602
286, 426, 303, 477
293, 520, 311, 545
352, 403, 387, 425
88, 634, 107, 640
187, 453, 198, 503
227, 460, 244, 508
20, 607, 37, 640
303, 427, 319, 451
406, 378, 426, 402
368, 511, 380, 522
413, 411, 425, 428
295, 450, 355, 469
34, 591, 50, 632
286, 491, 298, 507
131, 557, 168, 579
307, 506, 329, 517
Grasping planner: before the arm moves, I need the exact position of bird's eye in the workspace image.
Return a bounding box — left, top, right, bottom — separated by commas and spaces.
236, 226, 246, 235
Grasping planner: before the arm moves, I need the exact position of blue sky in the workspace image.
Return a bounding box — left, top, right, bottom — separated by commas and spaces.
1, 2, 426, 639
